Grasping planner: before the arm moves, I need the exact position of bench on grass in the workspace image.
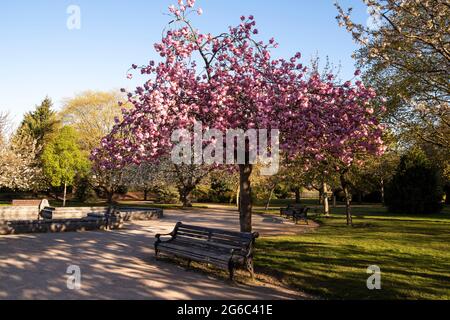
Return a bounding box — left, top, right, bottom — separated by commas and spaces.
280, 204, 309, 225
155, 223, 259, 280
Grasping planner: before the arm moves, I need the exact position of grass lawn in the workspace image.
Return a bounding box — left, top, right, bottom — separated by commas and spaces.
254, 205, 450, 300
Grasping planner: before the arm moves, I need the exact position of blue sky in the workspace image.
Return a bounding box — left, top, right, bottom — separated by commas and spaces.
0, 0, 368, 126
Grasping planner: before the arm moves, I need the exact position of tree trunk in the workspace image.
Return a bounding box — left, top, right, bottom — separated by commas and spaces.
144, 189, 149, 201
107, 190, 114, 205
294, 188, 301, 204
340, 173, 352, 226
63, 182, 67, 207
380, 178, 385, 206
333, 195, 337, 208
265, 187, 275, 211
180, 187, 194, 208
236, 186, 240, 210
239, 164, 253, 233
344, 186, 352, 226
323, 183, 330, 217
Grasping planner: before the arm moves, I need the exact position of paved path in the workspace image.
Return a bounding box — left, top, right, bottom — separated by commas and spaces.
0, 207, 316, 300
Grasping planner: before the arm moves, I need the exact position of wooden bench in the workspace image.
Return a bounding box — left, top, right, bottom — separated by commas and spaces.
293, 207, 309, 225
155, 223, 259, 280
280, 204, 309, 225
12, 200, 42, 207
39, 207, 56, 220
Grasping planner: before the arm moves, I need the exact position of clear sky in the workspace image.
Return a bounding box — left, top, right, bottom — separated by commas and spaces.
0, 0, 369, 126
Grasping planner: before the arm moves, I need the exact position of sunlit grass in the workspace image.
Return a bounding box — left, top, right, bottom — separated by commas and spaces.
255, 205, 450, 299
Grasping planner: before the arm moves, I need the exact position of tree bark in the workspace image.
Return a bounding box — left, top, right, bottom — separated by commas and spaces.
381, 178, 385, 206
236, 185, 240, 209
107, 190, 114, 205
294, 188, 301, 204
323, 183, 330, 217
144, 189, 149, 201
340, 172, 352, 226
63, 182, 67, 207
265, 187, 275, 211
239, 164, 253, 233
344, 186, 352, 226
179, 187, 194, 208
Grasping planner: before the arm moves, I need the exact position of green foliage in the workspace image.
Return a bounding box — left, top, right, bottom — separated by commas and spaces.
74, 176, 98, 202
16, 97, 58, 148
209, 178, 233, 203
385, 149, 444, 214
116, 185, 129, 195
42, 126, 90, 188
155, 185, 179, 204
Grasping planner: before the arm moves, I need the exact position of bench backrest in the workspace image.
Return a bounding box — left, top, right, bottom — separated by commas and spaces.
173, 223, 259, 256
287, 204, 304, 209
12, 200, 42, 207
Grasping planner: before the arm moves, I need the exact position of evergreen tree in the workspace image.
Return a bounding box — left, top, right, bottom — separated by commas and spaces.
16, 97, 58, 150
385, 149, 444, 214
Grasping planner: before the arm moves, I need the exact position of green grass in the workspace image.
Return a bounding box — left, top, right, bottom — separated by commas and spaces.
255, 205, 450, 300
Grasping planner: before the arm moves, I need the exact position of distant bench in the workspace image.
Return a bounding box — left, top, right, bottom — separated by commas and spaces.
280, 204, 309, 225
11, 200, 42, 207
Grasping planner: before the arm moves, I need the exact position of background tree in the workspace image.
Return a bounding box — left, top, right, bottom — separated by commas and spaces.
16, 97, 58, 151
42, 126, 89, 206
336, 0, 450, 150
0, 114, 43, 192
60, 91, 129, 152
0, 112, 9, 147
385, 148, 444, 214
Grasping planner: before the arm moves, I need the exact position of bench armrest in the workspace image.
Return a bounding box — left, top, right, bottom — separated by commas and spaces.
155, 232, 174, 242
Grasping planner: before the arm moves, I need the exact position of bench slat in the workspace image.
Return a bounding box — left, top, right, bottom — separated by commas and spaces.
171, 237, 246, 256
178, 224, 255, 239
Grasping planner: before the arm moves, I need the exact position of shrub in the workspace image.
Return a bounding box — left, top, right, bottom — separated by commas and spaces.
75, 177, 97, 203
155, 186, 179, 204
385, 149, 443, 214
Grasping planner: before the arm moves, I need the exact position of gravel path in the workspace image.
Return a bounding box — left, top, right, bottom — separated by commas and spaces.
0, 206, 316, 300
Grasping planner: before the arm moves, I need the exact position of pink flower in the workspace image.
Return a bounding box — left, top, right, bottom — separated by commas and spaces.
197, 8, 203, 15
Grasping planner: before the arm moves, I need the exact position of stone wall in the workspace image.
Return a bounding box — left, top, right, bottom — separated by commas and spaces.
0, 206, 39, 221
0, 206, 163, 222
52, 207, 110, 220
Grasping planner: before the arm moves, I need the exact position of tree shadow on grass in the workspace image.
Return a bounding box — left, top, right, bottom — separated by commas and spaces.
255, 238, 450, 299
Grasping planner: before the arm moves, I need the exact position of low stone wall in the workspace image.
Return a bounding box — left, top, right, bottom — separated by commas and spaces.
0, 206, 163, 223
115, 207, 164, 221
53, 207, 110, 220
0, 206, 39, 221
0, 216, 123, 236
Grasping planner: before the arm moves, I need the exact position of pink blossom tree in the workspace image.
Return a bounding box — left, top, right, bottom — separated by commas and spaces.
92, 0, 385, 231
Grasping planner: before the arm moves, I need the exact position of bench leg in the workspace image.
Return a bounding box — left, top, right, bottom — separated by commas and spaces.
187, 259, 192, 268
246, 258, 255, 280
154, 247, 159, 259
228, 261, 235, 281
